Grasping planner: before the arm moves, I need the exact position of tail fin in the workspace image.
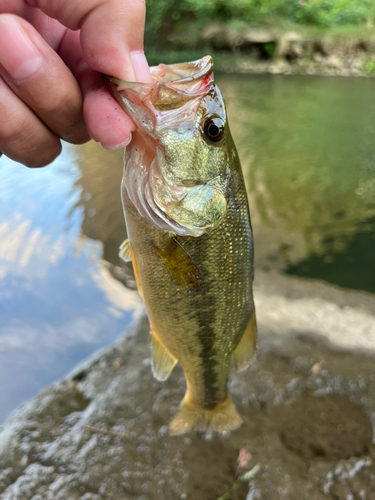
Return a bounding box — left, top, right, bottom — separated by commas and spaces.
168, 396, 242, 436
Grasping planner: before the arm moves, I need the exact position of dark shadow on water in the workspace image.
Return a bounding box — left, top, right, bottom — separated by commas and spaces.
217, 73, 375, 294
285, 216, 375, 294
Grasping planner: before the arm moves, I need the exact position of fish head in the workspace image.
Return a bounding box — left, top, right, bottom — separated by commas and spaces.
107, 56, 233, 237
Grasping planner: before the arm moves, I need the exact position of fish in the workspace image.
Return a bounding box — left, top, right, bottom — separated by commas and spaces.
106, 56, 256, 435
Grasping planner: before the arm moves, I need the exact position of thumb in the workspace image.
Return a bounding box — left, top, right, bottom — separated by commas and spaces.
26, 0, 152, 82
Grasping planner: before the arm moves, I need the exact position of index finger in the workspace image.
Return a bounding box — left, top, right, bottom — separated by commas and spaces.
17, 0, 150, 81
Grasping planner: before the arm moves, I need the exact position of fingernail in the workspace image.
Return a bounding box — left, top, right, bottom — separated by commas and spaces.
130, 51, 153, 83
102, 133, 132, 150
0, 15, 43, 80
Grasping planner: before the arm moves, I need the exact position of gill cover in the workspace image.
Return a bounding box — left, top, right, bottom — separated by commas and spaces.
107, 56, 229, 237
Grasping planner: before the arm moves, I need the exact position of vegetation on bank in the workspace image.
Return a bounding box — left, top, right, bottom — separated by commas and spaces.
145, 0, 375, 49
144, 0, 375, 76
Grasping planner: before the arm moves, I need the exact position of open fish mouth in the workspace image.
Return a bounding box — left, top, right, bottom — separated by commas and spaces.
150, 55, 213, 85
106, 56, 229, 237
108, 56, 214, 105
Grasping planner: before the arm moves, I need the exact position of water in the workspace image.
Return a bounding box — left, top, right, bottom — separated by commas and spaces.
0, 145, 143, 424
220, 74, 375, 291
0, 74, 374, 424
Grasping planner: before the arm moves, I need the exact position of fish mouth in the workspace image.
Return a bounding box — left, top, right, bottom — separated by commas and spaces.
107, 55, 214, 101
149, 55, 214, 95
106, 56, 227, 237
106, 57, 214, 119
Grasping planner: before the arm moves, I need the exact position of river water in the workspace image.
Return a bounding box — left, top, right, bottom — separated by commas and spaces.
0, 74, 374, 425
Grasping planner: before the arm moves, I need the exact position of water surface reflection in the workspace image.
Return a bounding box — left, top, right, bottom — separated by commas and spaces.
0, 148, 142, 424
1, 73, 374, 424
220, 74, 375, 290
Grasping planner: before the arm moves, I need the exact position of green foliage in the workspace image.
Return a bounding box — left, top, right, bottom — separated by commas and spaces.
290, 0, 375, 26
145, 0, 375, 47
365, 59, 375, 73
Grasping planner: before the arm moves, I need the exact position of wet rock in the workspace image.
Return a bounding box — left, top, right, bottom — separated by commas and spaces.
279, 394, 372, 460
0, 273, 375, 499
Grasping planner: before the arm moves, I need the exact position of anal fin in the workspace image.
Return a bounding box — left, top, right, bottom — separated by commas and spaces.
232, 311, 257, 371
119, 238, 132, 262
151, 328, 177, 381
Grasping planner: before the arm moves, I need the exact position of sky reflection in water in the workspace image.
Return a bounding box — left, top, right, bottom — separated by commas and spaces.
0, 149, 142, 424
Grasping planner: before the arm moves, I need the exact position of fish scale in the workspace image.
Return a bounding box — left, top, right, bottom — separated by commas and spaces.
107, 56, 256, 434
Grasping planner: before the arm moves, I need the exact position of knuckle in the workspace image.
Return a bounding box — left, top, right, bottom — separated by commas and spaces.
0, 112, 33, 144
68, 128, 90, 145
0, 76, 62, 167
43, 84, 82, 119
38, 84, 86, 139
0, 113, 62, 167
25, 141, 62, 168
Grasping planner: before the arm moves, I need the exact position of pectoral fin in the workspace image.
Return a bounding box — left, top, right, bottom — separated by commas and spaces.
151, 329, 177, 381
232, 311, 257, 371
156, 237, 202, 292
119, 239, 132, 262
119, 239, 143, 298
130, 247, 144, 300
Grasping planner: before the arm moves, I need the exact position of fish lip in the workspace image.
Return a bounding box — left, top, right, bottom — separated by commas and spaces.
105, 55, 214, 96
150, 55, 213, 90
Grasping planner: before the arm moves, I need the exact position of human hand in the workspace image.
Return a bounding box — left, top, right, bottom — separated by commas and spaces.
0, 0, 152, 167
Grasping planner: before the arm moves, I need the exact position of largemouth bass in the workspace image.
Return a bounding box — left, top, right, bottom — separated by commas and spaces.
107, 56, 256, 435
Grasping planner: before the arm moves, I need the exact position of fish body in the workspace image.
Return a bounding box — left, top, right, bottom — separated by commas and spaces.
107, 56, 256, 434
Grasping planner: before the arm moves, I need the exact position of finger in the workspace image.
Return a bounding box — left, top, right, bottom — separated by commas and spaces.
0, 14, 89, 145
83, 77, 135, 150
0, 3, 73, 52
0, 76, 61, 168
60, 30, 135, 149
26, 0, 152, 82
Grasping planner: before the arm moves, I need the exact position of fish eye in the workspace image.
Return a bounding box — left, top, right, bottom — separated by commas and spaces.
203, 118, 225, 143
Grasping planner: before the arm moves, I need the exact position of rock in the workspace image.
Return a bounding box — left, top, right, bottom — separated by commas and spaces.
326, 55, 344, 69
201, 24, 276, 51
243, 30, 276, 44
280, 394, 372, 460
1, 272, 375, 499
313, 52, 324, 63
269, 61, 292, 74
351, 58, 365, 70
277, 31, 304, 60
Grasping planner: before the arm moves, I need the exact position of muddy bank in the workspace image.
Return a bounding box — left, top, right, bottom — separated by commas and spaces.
152, 23, 375, 77
0, 271, 375, 499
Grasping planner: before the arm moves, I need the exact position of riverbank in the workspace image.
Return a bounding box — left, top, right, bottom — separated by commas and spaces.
146, 23, 375, 77
1, 270, 374, 499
